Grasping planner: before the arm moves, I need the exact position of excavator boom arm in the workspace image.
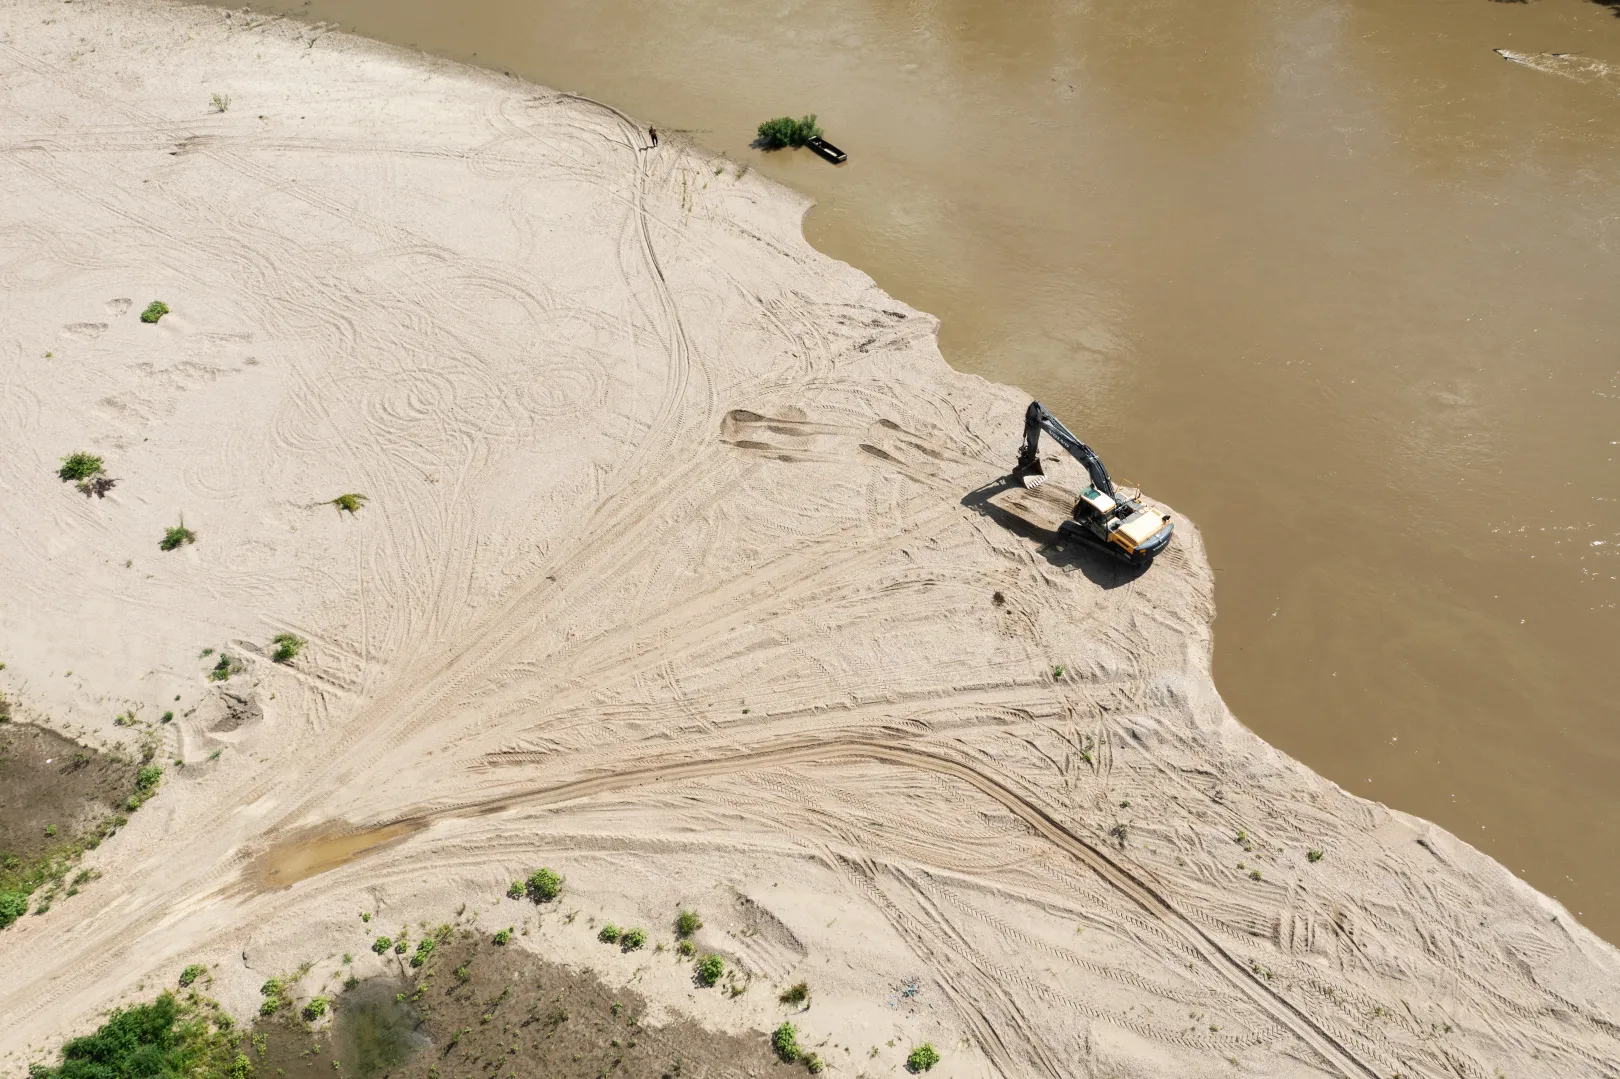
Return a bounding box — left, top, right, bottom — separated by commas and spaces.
1016, 400, 1116, 496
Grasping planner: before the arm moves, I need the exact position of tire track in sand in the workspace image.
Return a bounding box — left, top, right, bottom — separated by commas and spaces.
294, 738, 1381, 1079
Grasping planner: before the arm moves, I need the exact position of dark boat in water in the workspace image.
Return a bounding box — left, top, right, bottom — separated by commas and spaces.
805, 135, 846, 164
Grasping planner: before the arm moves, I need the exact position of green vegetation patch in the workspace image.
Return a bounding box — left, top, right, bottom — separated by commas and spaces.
771, 1022, 801, 1063
906, 1043, 941, 1072
207, 654, 241, 682
269, 634, 305, 664
779, 980, 809, 1005
756, 115, 823, 149
597, 923, 621, 944
140, 301, 171, 324
524, 867, 562, 903
179, 965, 208, 988
675, 909, 702, 937
328, 493, 368, 515
695, 953, 724, 987
620, 927, 646, 951
127, 765, 163, 811
28, 992, 239, 1079
161, 521, 197, 551
57, 453, 104, 484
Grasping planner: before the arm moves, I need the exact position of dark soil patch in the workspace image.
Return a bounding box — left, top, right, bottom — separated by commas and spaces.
0, 722, 140, 922
0, 723, 136, 860
250, 931, 783, 1079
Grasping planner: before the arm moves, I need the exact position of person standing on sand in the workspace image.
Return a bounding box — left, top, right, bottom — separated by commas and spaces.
646, 126, 658, 150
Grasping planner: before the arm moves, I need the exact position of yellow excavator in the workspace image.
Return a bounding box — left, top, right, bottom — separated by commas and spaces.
1012, 401, 1174, 565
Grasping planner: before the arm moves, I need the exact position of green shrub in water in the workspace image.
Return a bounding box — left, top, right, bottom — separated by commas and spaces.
756, 115, 822, 149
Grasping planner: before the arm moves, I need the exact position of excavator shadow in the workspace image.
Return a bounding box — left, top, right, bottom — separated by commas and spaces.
961, 477, 1148, 589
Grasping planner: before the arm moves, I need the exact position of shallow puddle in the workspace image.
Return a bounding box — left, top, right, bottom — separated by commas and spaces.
253, 822, 423, 890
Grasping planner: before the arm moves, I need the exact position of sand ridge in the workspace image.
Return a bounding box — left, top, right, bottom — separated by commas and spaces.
1, 2, 1618, 1077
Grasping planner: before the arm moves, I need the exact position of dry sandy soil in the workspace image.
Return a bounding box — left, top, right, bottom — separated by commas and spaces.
2, 2, 1619, 1077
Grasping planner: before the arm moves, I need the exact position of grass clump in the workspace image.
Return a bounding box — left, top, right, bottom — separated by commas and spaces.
127, 765, 162, 811
492, 927, 512, 945
906, 1043, 941, 1072
260, 977, 289, 1016
270, 633, 305, 664
779, 980, 809, 1006
371, 935, 392, 954
58, 453, 116, 497
1307, 848, 1325, 863
597, 924, 622, 944
675, 909, 702, 937
756, 114, 822, 149
207, 654, 240, 682
0, 891, 29, 929
771, 1022, 801, 1063
27, 992, 242, 1079
302, 996, 329, 1021
620, 927, 646, 951
57, 453, 104, 484
160, 520, 197, 551
676, 939, 695, 957
695, 953, 724, 987
525, 867, 563, 903
328, 493, 368, 515
210, 93, 231, 113
410, 938, 435, 967
140, 301, 170, 324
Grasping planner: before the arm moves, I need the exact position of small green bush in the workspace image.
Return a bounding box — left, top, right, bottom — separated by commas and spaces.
771, 1022, 801, 1063
270, 633, 306, 664
410, 939, 435, 967
329, 493, 368, 515
229, 1051, 253, 1079
620, 927, 646, 951
675, 909, 702, 937
906, 1043, 941, 1072
806, 1053, 825, 1074
58, 453, 105, 483
1307, 848, 1325, 863
207, 654, 238, 682
756, 114, 823, 149
492, 928, 512, 945
128, 765, 163, 810
598, 924, 622, 944
178, 963, 207, 987
677, 940, 695, 957
302, 996, 329, 1021
779, 980, 809, 1005
506, 880, 524, 900
0, 891, 29, 929
160, 521, 197, 551
695, 953, 724, 987
371, 935, 392, 954
525, 867, 563, 903
259, 978, 287, 1016
393, 939, 407, 955
140, 301, 170, 324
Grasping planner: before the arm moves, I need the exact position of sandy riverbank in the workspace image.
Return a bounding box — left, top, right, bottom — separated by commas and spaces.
1, 2, 1617, 1076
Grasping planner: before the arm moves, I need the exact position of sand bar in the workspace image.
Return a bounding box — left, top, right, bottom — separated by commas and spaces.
1, 2, 1618, 1076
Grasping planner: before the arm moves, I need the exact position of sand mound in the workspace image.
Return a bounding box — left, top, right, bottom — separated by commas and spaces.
2, 3, 1618, 1077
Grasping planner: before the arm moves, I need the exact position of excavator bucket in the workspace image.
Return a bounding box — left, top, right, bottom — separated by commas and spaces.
1014, 458, 1046, 489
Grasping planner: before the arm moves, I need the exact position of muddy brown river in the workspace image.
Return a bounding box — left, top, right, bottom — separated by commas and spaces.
207, 0, 1620, 939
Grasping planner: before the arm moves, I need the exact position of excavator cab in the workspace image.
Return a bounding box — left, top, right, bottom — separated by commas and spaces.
1013, 401, 1173, 565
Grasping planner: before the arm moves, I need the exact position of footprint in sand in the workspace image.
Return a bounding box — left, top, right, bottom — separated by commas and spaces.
106, 297, 132, 316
